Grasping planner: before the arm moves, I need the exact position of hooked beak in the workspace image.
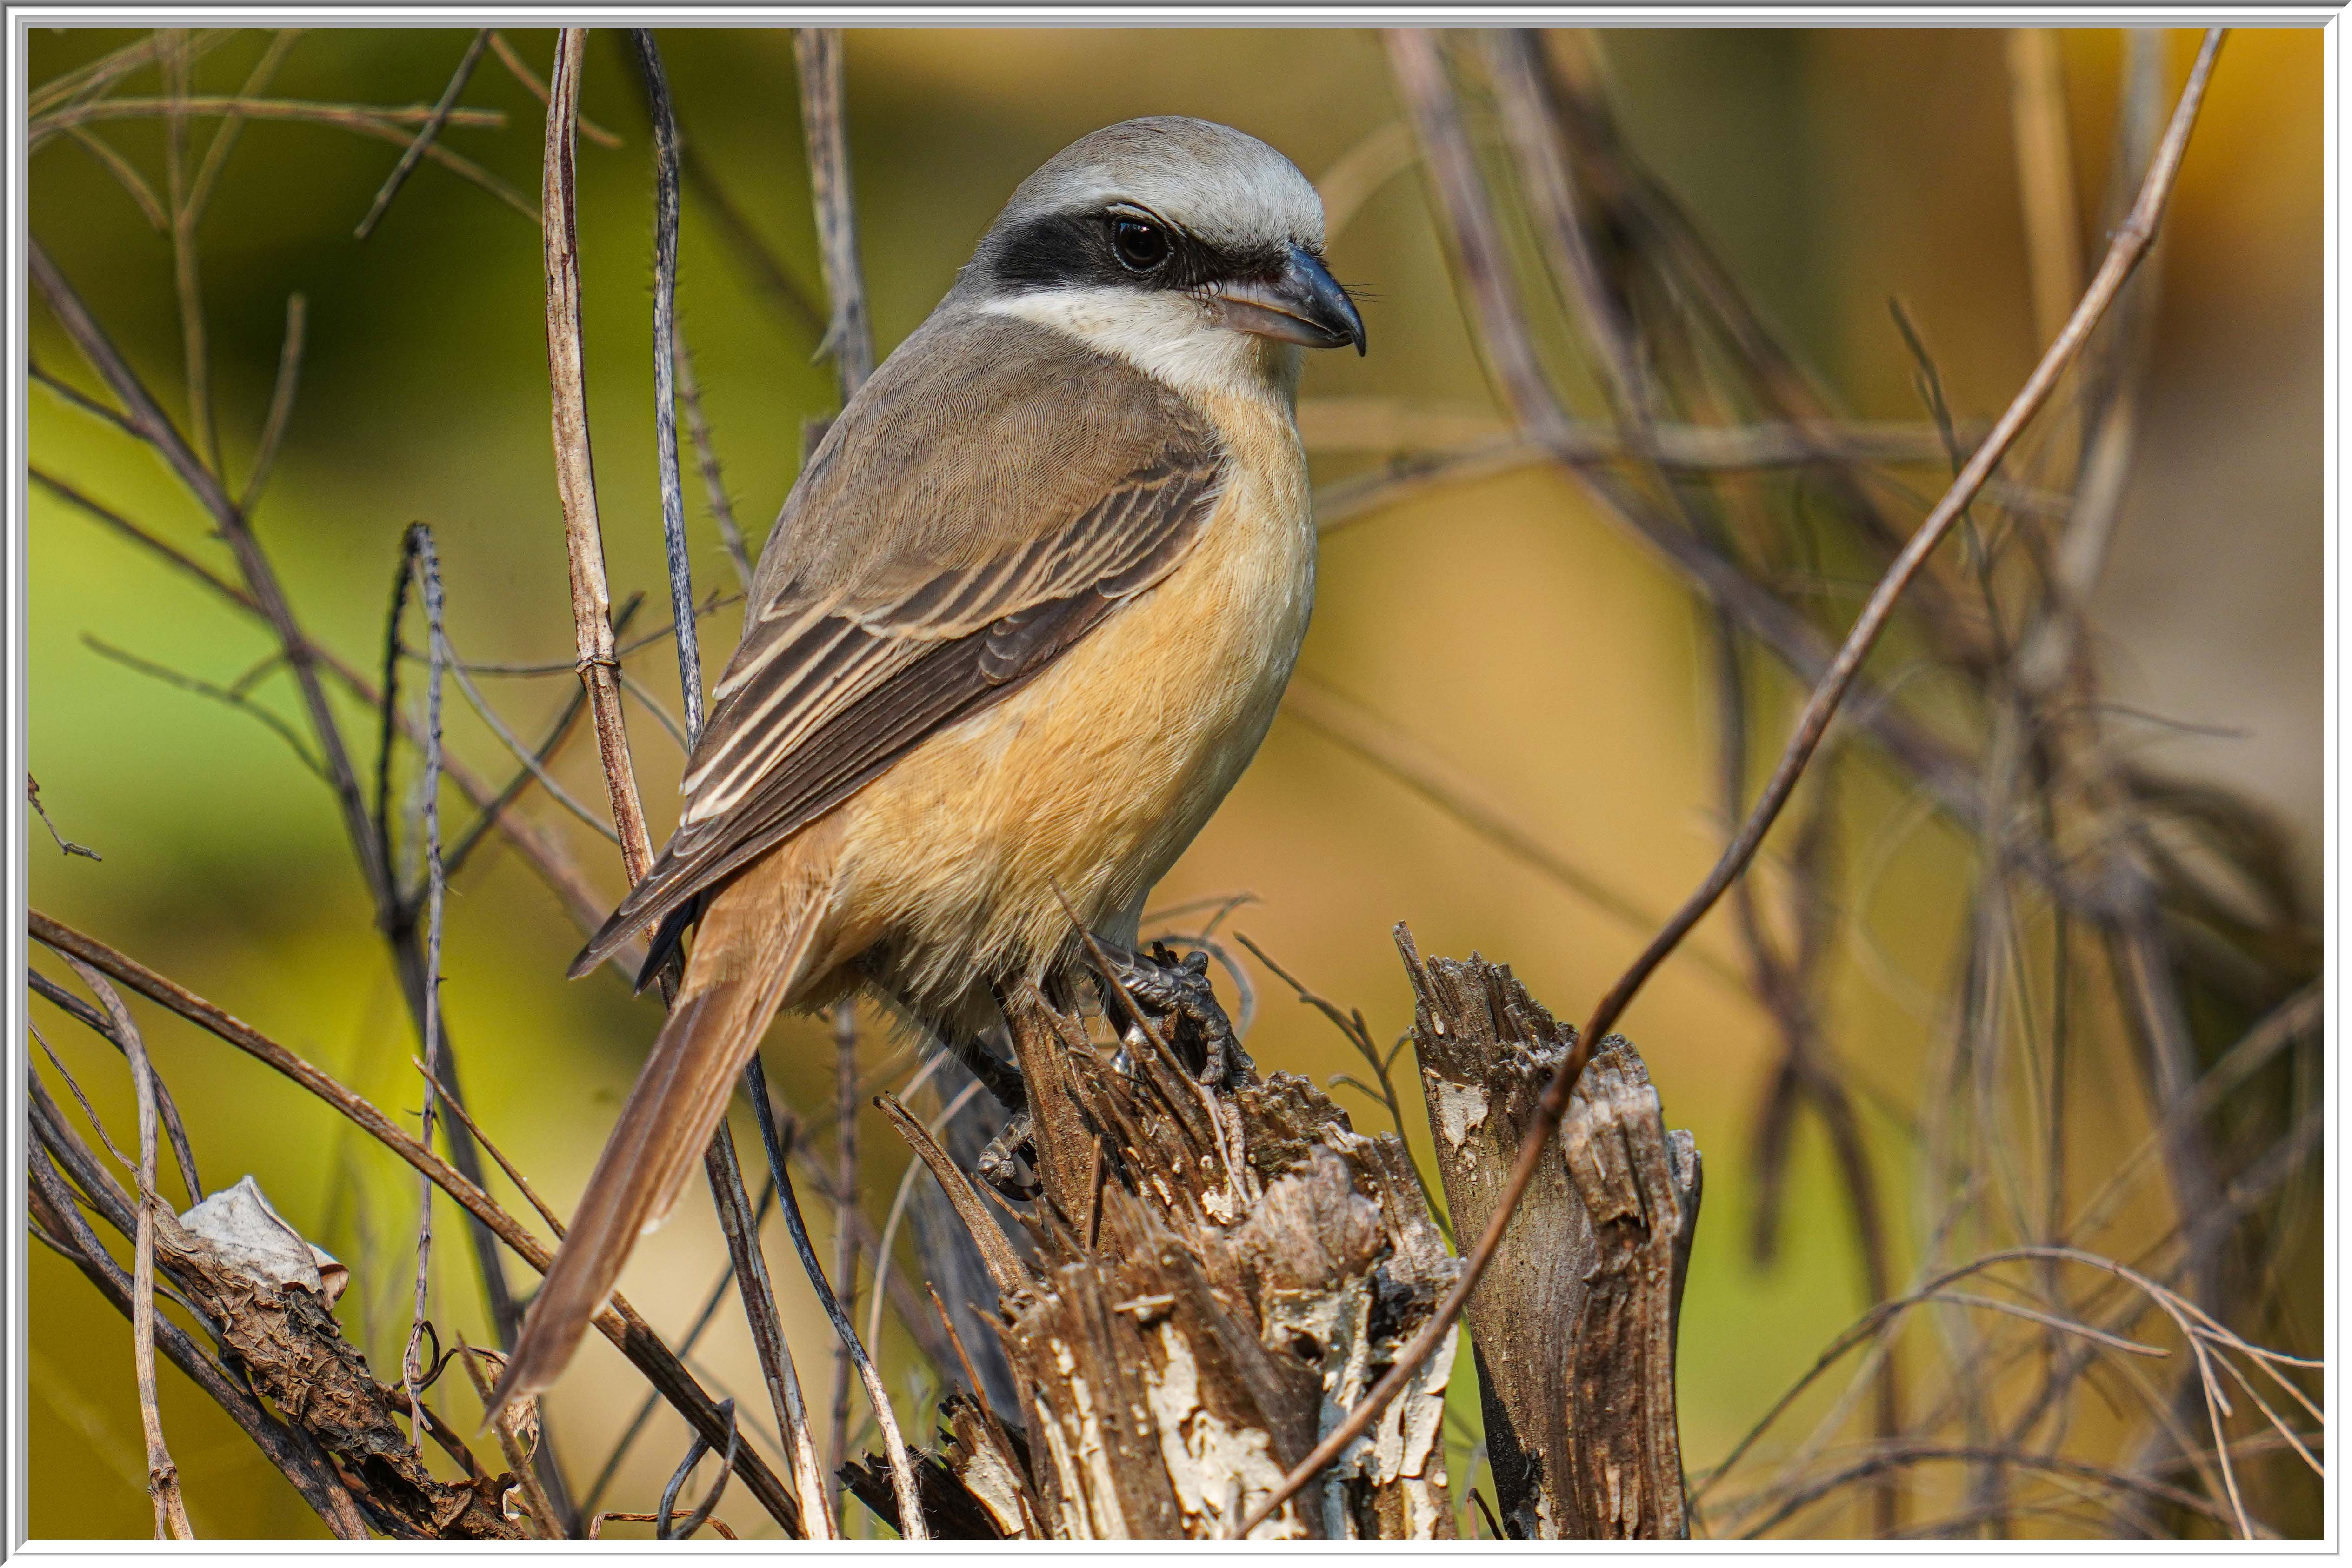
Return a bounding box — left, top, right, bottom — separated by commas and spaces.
1210, 245, 1366, 356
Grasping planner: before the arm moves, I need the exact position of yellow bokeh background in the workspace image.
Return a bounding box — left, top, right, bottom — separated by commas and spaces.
27, 27, 2319, 1538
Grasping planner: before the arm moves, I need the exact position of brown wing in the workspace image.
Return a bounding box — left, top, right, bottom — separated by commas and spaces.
569, 312, 1227, 978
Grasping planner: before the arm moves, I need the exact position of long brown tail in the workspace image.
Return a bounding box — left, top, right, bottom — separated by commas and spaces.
488, 819, 844, 1415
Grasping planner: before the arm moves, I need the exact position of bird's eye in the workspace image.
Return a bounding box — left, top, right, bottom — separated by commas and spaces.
1112, 218, 1170, 273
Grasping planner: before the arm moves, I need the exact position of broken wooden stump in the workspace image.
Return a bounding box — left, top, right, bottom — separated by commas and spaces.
1400, 925, 1701, 1539
863, 961, 1460, 1539
857, 930, 1698, 1541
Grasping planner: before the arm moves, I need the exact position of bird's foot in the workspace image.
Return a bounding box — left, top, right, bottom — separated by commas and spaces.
1098, 942, 1251, 1088
975, 1110, 1038, 1202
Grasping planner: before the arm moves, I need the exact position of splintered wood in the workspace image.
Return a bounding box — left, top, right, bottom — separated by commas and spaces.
861, 975, 1460, 1539
1399, 926, 1700, 1540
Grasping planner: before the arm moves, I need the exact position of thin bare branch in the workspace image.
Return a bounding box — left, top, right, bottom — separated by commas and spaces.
627, 30, 706, 749
608, 36, 824, 342
27, 908, 806, 1535
746, 1054, 924, 1537
52, 955, 191, 1538
700, 1122, 833, 1536
862, 1075, 985, 1376
28, 28, 236, 118
1282, 674, 1745, 993
2006, 30, 2084, 354
543, 27, 655, 887
488, 31, 620, 147
442, 671, 592, 880
392, 526, 451, 1452
27, 969, 198, 1203
439, 632, 623, 844
826, 1001, 860, 1514
27, 774, 103, 863
672, 334, 755, 592
35, 93, 505, 135
619, 665, 692, 754
83, 634, 326, 781
1242, 30, 2226, 1532
57, 126, 170, 229
793, 29, 874, 399
27, 1143, 368, 1538
356, 30, 491, 240
236, 294, 308, 513
186, 30, 302, 227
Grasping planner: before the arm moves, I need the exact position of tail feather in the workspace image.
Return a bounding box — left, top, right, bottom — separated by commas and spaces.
488, 820, 843, 1417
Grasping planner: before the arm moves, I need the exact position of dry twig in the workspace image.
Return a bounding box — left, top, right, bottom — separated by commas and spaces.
355, 30, 491, 239
28, 908, 806, 1535
55, 957, 193, 1538
1242, 29, 2226, 1533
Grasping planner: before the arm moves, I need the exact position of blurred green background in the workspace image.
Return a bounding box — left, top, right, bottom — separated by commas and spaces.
26, 27, 2319, 1538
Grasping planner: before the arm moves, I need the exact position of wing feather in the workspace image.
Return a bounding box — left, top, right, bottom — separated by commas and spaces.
570, 313, 1228, 979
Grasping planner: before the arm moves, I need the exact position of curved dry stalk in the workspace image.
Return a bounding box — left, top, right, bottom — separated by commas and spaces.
27, 908, 807, 1536
57, 124, 169, 229
239, 294, 307, 512
27, 1143, 371, 1539
438, 631, 623, 844
617, 669, 691, 753
860, 1074, 983, 1391
389, 526, 451, 1452
82, 634, 326, 780
540, 29, 831, 1537
543, 27, 654, 886
52, 956, 191, 1538
1239, 30, 2226, 1533
442, 681, 593, 881
628, 29, 705, 749
746, 1056, 924, 1538
793, 28, 874, 399
488, 31, 621, 147
27, 971, 200, 1203
34, 93, 505, 134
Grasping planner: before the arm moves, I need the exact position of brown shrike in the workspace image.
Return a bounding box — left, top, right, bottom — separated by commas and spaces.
493, 117, 1365, 1408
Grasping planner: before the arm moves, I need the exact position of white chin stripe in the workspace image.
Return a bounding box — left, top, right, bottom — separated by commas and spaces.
981, 288, 1295, 403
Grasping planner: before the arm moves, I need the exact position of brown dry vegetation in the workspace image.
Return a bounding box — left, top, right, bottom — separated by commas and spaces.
25, 25, 2321, 1540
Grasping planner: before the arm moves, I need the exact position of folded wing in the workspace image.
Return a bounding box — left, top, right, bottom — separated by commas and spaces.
571, 314, 1228, 978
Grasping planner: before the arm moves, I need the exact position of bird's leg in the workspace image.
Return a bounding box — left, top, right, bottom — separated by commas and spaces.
936, 1023, 1028, 1118
931, 1000, 1036, 1202
974, 1109, 1039, 1202
930, 1025, 1037, 1200
1096, 942, 1250, 1087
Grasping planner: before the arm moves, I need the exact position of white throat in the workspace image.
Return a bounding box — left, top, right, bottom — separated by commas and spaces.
979, 287, 1302, 409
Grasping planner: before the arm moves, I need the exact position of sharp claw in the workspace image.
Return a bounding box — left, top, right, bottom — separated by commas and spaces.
1093, 941, 1249, 1088
976, 1110, 1038, 1201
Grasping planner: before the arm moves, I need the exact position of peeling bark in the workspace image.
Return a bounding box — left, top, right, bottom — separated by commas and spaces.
868, 970, 1460, 1539
1400, 927, 1700, 1539
160, 1177, 526, 1540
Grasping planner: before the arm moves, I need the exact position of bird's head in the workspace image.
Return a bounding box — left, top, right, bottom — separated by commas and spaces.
959, 117, 1366, 393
